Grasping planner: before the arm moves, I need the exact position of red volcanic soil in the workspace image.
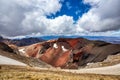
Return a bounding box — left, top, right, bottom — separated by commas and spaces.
53, 51, 71, 67
20, 38, 120, 69
66, 38, 80, 48
40, 47, 56, 63
25, 43, 43, 57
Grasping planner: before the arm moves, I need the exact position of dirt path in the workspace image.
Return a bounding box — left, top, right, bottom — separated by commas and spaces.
62, 64, 120, 75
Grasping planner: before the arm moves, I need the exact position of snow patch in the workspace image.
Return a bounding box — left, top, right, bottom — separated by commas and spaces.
53, 43, 58, 49
62, 46, 68, 52
19, 48, 25, 54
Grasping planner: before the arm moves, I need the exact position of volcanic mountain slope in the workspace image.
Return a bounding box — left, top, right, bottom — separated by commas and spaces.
19, 38, 120, 69
0, 42, 52, 68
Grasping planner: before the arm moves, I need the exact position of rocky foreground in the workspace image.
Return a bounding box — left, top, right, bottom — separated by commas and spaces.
0, 65, 120, 80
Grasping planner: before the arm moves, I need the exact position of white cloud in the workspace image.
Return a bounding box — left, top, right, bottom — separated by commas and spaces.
77, 0, 120, 32
83, 0, 100, 6
0, 0, 77, 37
75, 10, 81, 15
0, 0, 120, 38
48, 15, 75, 34
66, 2, 72, 9
0, 0, 62, 36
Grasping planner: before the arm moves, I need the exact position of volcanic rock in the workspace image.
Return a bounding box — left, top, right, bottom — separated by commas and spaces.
0, 42, 14, 53
19, 38, 120, 69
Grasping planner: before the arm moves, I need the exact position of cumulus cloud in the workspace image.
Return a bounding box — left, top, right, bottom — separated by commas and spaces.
0, 0, 64, 37
77, 0, 120, 32
0, 0, 120, 38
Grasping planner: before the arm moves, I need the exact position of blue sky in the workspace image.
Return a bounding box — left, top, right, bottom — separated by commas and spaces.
0, 0, 120, 38
47, 0, 91, 21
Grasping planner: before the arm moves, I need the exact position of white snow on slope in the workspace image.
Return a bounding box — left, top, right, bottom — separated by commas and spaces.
61, 46, 68, 52
0, 55, 26, 66
53, 43, 58, 49
19, 48, 25, 54
19, 48, 28, 57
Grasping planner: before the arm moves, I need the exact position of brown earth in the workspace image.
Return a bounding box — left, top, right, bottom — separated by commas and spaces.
0, 65, 120, 80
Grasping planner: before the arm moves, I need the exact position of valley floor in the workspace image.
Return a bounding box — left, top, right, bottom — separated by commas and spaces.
63, 64, 120, 75
0, 65, 120, 80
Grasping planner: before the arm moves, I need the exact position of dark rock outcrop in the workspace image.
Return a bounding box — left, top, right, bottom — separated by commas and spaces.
0, 42, 14, 53
0, 36, 3, 40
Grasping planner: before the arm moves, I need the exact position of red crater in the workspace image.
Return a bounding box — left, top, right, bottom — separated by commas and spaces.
21, 38, 120, 69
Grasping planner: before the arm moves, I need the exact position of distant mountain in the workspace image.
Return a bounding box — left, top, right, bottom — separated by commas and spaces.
0, 36, 44, 46
39, 36, 120, 44
0, 35, 119, 46
82, 36, 120, 44
11, 37, 44, 46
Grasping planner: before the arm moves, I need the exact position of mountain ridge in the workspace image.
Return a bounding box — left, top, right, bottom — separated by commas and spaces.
0, 36, 120, 69
18, 37, 120, 69
0, 36, 44, 46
